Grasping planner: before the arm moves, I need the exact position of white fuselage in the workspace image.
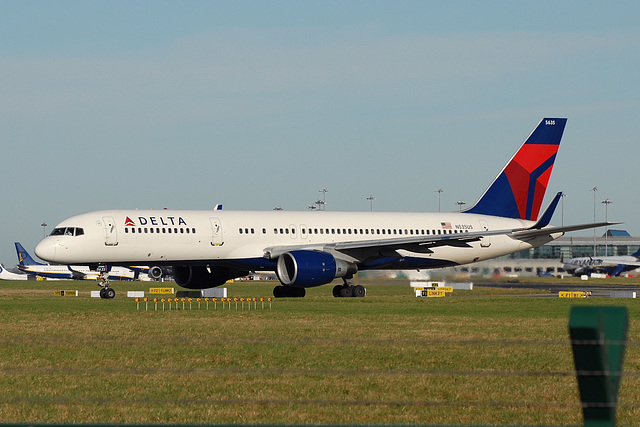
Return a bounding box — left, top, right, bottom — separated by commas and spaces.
35, 209, 551, 271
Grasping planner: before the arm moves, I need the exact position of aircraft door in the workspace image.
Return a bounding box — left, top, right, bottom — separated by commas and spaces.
103, 216, 118, 246
479, 220, 491, 248
210, 218, 223, 246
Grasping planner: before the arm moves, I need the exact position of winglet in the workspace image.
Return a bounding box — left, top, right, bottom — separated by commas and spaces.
529, 191, 562, 229
464, 118, 567, 220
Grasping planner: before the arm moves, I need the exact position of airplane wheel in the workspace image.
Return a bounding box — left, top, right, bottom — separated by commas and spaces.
338, 285, 353, 298
105, 288, 116, 299
99, 288, 107, 299
332, 285, 343, 298
352, 285, 366, 297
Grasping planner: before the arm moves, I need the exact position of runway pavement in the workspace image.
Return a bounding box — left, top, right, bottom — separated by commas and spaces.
475, 281, 640, 298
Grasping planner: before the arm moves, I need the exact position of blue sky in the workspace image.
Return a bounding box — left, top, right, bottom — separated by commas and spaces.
1, 0, 639, 266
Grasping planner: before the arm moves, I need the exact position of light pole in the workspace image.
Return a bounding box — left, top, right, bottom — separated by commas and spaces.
435, 189, 443, 212
456, 200, 466, 211
590, 187, 598, 256
602, 198, 612, 256
367, 195, 376, 212
561, 193, 567, 226
318, 188, 327, 211
41, 222, 48, 237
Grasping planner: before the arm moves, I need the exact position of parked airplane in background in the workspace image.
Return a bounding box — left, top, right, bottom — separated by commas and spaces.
563, 248, 640, 277
0, 264, 28, 280
16, 242, 139, 281
36, 118, 614, 298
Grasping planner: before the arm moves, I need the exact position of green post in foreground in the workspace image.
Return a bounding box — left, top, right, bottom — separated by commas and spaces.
569, 306, 629, 427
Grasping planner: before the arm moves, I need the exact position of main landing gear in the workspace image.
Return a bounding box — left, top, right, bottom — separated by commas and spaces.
333, 276, 366, 297
272, 279, 366, 298
97, 273, 116, 299
333, 284, 366, 297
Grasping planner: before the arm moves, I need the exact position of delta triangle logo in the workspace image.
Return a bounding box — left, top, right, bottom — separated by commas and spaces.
124, 217, 136, 227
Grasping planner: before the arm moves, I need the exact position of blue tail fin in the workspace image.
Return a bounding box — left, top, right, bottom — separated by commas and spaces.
15, 242, 43, 266
464, 118, 567, 220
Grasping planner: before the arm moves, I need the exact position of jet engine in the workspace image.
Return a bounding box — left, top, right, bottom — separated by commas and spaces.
276, 250, 356, 288
172, 265, 238, 289
148, 266, 170, 280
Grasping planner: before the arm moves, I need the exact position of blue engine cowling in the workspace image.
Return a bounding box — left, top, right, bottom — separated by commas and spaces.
276, 250, 356, 288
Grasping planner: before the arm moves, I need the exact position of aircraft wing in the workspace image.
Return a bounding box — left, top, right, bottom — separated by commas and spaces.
265, 227, 526, 259
67, 266, 87, 280
264, 221, 620, 261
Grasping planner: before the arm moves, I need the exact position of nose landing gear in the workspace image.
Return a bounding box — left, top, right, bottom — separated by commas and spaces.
97, 273, 116, 299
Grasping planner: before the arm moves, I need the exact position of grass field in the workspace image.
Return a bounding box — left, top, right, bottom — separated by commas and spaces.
1, 278, 639, 425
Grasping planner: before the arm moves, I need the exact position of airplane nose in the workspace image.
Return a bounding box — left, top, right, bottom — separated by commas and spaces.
35, 238, 56, 262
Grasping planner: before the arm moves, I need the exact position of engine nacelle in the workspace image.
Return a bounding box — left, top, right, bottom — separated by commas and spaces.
276, 250, 356, 288
148, 266, 168, 280
172, 265, 235, 289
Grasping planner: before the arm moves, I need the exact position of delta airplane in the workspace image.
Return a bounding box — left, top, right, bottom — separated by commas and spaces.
35, 118, 615, 298
16, 242, 138, 281
563, 248, 640, 277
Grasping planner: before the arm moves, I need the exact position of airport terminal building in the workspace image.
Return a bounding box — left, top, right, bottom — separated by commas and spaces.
439, 231, 640, 278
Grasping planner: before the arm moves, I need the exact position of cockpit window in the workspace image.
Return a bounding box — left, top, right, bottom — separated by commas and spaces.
50, 227, 84, 236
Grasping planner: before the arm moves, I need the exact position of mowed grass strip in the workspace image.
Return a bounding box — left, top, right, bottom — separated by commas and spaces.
1, 279, 639, 425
